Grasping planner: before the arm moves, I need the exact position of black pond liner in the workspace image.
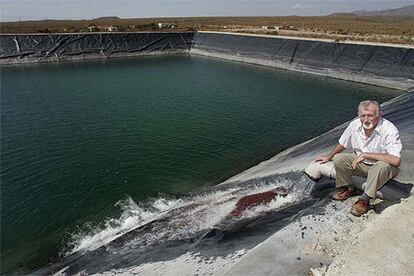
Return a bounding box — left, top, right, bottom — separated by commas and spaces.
32, 170, 412, 275
2, 33, 409, 274
1, 32, 413, 90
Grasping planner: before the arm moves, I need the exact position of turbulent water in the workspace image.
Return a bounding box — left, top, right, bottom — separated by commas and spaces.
36, 172, 322, 275
0, 55, 401, 274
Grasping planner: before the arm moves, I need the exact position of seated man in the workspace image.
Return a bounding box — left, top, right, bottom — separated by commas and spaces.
315, 100, 402, 216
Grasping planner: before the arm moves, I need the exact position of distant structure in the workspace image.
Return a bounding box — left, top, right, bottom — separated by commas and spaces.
87, 25, 119, 32
106, 25, 119, 32
260, 26, 280, 30
158, 23, 176, 29
87, 26, 97, 32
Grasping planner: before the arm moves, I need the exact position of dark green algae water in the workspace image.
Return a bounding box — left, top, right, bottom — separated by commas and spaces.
0, 55, 401, 274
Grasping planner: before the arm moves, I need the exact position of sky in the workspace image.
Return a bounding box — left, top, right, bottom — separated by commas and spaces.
1, 0, 413, 22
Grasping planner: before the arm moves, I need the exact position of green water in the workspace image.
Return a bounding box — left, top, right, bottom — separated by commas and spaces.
0, 55, 401, 273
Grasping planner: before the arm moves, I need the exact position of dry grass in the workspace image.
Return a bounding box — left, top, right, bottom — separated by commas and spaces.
1, 16, 413, 45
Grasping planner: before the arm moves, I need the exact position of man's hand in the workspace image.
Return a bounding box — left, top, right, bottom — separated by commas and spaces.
315, 156, 331, 164
361, 152, 401, 167
352, 154, 365, 170
315, 144, 346, 165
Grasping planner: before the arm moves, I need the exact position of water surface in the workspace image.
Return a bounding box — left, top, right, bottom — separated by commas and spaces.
0, 55, 401, 273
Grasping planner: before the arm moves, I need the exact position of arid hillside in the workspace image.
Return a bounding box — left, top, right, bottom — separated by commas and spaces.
1, 16, 413, 45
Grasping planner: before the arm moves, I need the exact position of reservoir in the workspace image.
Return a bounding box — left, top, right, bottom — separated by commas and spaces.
0, 55, 401, 274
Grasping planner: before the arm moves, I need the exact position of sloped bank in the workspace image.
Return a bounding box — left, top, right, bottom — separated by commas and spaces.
69, 91, 412, 276
0, 32, 194, 64
2, 32, 413, 275
1, 31, 413, 90
191, 32, 414, 91
218, 92, 413, 276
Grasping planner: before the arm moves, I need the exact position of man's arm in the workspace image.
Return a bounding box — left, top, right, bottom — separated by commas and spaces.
352, 152, 401, 169
316, 144, 346, 164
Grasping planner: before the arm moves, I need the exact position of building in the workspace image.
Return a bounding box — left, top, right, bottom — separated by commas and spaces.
103, 25, 118, 32
87, 25, 119, 32
87, 26, 98, 32
158, 23, 176, 29
261, 26, 280, 30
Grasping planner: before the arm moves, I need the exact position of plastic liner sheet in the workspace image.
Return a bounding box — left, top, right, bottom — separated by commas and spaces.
32, 171, 328, 276
0, 32, 195, 64
33, 92, 413, 275
191, 32, 414, 90
2, 31, 413, 89
223, 91, 414, 195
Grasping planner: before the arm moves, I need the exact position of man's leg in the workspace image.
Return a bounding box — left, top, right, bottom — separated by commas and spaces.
332, 153, 368, 200
333, 153, 368, 186
351, 161, 399, 216
365, 161, 400, 198
333, 153, 357, 188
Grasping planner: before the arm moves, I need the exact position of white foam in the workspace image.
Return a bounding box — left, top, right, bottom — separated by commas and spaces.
65, 196, 185, 255
64, 176, 310, 256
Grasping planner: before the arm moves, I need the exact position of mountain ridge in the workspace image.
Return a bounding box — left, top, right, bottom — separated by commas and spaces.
330, 4, 414, 16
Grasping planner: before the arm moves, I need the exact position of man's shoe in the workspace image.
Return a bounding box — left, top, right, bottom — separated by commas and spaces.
350, 199, 369, 217
332, 187, 356, 201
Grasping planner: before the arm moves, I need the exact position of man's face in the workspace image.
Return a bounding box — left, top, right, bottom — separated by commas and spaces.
358, 104, 380, 130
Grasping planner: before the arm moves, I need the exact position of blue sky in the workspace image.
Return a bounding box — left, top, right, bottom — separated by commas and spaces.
1, 0, 413, 22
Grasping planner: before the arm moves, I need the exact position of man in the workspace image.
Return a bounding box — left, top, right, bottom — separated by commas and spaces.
316, 100, 402, 216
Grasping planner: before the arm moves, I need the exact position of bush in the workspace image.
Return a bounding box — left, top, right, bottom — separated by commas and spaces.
186, 26, 197, 32
64, 26, 78, 33
38, 28, 51, 33
266, 31, 279, 35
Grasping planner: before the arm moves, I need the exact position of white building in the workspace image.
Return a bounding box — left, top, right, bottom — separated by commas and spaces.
158, 23, 176, 29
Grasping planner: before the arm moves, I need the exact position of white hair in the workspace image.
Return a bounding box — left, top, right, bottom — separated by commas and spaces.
358, 100, 380, 115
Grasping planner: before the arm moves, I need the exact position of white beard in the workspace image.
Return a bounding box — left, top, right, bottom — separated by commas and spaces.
363, 121, 374, 130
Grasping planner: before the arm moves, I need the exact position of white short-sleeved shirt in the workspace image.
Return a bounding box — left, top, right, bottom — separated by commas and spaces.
338, 117, 402, 164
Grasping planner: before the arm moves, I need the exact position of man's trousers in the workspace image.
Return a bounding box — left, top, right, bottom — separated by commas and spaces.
333, 153, 399, 198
